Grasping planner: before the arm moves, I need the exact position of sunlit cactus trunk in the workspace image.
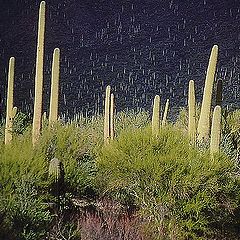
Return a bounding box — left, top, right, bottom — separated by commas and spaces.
152, 95, 160, 137
162, 99, 169, 126
49, 48, 60, 126
32, 1, 46, 146
188, 80, 196, 145
5, 57, 15, 144
110, 93, 115, 140
210, 106, 221, 155
197, 45, 218, 141
104, 85, 111, 144
215, 78, 223, 107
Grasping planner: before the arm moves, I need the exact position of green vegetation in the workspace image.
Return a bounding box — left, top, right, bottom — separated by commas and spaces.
0, 109, 240, 239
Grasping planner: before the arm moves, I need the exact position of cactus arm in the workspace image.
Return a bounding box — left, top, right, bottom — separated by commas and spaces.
152, 95, 160, 136
188, 80, 196, 145
162, 99, 170, 126
104, 85, 111, 144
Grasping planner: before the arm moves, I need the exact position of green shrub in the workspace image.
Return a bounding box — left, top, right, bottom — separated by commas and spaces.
97, 126, 240, 239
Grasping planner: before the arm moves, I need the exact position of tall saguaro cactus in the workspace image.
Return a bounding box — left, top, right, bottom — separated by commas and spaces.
188, 80, 196, 144
110, 93, 115, 140
104, 85, 111, 144
49, 48, 60, 126
32, 1, 46, 146
197, 45, 218, 141
152, 95, 160, 136
162, 99, 169, 126
5, 57, 15, 144
210, 106, 221, 155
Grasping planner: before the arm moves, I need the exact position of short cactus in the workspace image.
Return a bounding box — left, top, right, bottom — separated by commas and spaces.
12, 106, 17, 119
49, 48, 60, 126
104, 85, 111, 144
110, 93, 115, 140
188, 80, 196, 145
162, 99, 169, 126
152, 95, 160, 136
5, 57, 15, 144
49, 157, 64, 197
197, 45, 218, 141
210, 106, 221, 155
32, 1, 46, 146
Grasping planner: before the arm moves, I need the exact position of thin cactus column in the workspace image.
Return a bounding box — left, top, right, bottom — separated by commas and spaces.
32, 1, 46, 146
5, 57, 15, 144
162, 99, 169, 126
210, 106, 221, 155
152, 95, 160, 136
215, 78, 223, 107
197, 45, 218, 141
110, 93, 115, 140
49, 48, 60, 126
104, 85, 111, 144
188, 80, 196, 145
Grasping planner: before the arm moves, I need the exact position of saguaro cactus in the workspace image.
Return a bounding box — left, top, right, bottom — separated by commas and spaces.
5, 57, 15, 144
32, 1, 46, 146
197, 45, 218, 141
49, 48, 60, 126
152, 95, 160, 136
188, 80, 196, 144
215, 78, 223, 107
210, 106, 221, 155
162, 99, 169, 126
104, 85, 111, 144
110, 93, 115, 140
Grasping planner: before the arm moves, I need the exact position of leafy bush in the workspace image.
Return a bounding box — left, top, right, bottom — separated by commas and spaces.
97, 126, 240, 239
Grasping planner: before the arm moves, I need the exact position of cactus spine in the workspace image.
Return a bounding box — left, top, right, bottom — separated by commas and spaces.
152, 95, 160, 136
110, 93, 115, 140
5, 57, 15, 144
104, 85, 111, 144
215, 78, 223, 107
188, 80, 196, 144
32, 1, 46, 146
49, 48, 60, 126
162, 99, 169, 126
197, 45, 218, 141
210, 106, 221, 155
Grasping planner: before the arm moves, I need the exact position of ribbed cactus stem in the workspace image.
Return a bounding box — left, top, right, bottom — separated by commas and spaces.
152, 95, 160, 136
215, 78, 223, 107
210, 106, 221, 155
104, 85, 111, 144
188, 80, 196, 144
49, 48, 60, 126
110, 93, 115, 140
5, 57, 15, 144
162, 99, 169, 126
197, 45, 218, 141
32, 1, 46, 146
12, 106, 17, 119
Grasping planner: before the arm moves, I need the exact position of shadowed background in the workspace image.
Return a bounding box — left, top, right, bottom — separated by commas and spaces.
0, 0, 240, 119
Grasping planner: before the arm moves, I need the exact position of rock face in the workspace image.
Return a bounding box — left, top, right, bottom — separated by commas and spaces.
0, 1, 239, 118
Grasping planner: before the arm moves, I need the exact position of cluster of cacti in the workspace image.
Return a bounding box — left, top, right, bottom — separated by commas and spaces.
197, 45, 218, 141
0, 0, 224, 158
104, 85, 115, 144
152, 95, 160, 137
32, 1, 46, 146
188, 45, 222, 154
